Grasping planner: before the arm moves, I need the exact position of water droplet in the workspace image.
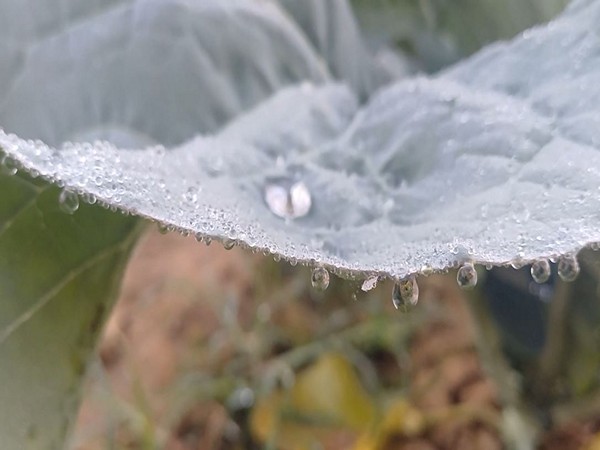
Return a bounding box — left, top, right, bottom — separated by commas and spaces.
157, 223, 170, 235
480, 204, 489, 219
531, 259, 551, 284
311, 267, 330, 291
1, 155, 18, 175
361, 276, 379, 292
511, 260, 525, 270
82, 193, 97, 205
58, 189, 79, 214
183, 186, 199, 203
227, 387, 254, 411
264, 180, 311, 219
223, 239, 236, 250
392, 276, 419, 311
204, 237, 212, 246
557, 255, 579, 282
420, 265, 434, 276
457, 263, 477, 290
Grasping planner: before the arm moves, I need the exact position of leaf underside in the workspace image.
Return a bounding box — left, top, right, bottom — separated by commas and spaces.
1, 0, 599, 284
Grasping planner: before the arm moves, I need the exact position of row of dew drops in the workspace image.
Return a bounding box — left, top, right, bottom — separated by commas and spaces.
313, 256, 580, 311
2, 153, 120, 214
1, 153, 583, 309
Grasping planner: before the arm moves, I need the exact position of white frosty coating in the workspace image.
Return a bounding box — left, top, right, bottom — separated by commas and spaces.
2, 0, 600, 280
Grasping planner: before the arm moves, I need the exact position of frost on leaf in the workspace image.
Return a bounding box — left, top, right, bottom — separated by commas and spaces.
2, 0, 600, 280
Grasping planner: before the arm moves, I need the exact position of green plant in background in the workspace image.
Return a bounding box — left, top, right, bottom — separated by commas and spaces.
2, 0, 599, 448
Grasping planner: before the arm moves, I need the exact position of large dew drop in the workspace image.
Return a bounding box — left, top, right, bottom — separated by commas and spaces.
392, 276, 419, 311
530, 259, 551, 284
557, 255, 580, 282
58, 189, 79, 215
311, 267, 330, 291
264, 180, 311, 220
457, 263, 477, 290
0, 154, 17, 176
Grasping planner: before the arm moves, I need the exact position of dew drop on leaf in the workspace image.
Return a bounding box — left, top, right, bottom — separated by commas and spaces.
530, 259, 551, 284
183, 186, 199, 203
457, 263, 477, 290
392, 276, 419, 311
557, 255, 580, 282
0, 154, 17, 176
264, 180, 311, 220
311, 267, 329, 291
58, 189, 79, 215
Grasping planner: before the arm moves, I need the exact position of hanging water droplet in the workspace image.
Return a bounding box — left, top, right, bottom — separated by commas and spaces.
1, 155, 18, 176
204, 237, 212, 246
361, 276, 379, 292
58, 189, 79, 214
392, 276, 419, 311
557, 255, 579, 282
157, 223, 170, 235
82, 193, 97, 205
511, 260, 525, 270
311, 267, 330, 291
420, 265, 434, 276
264, 179, 311, 220
531, 259, 551, 284
223, 239, 236, 250
457, 263, 477, 290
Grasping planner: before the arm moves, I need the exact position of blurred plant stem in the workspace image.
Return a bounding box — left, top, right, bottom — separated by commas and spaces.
532, 280, 571, 406
465, 288, 540, 450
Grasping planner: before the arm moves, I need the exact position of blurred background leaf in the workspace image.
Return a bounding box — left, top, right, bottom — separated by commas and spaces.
351, 0, 570, 71
0, 171, 141, 449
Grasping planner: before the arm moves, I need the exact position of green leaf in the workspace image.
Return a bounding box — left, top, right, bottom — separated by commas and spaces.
0, 171, 140, 449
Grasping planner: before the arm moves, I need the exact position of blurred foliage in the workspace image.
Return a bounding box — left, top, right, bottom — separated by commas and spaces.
72, 236, 600, 450
352, 0, 570, 71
